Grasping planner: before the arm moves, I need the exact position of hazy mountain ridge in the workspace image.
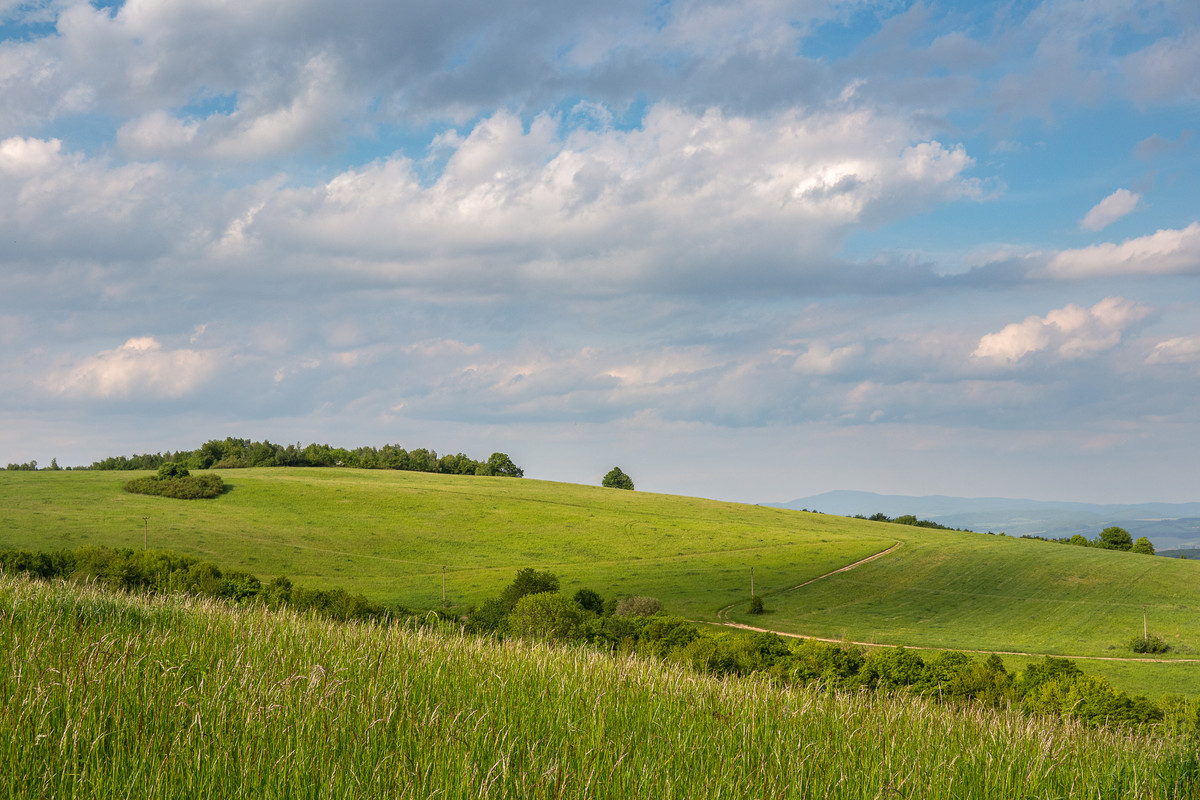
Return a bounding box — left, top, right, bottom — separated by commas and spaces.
769, 490, 1200, 550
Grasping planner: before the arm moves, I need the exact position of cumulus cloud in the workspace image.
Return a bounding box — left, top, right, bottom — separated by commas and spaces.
1079, 188, 1141, 231
0, 136, 200, 261
972, 297, 1151, 365
47, 337, 221, 399
244, 104, 981, 294
1037, 223, 1200, 279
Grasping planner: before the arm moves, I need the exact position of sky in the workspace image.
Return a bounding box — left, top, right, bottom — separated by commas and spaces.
1, 0, 1198, 505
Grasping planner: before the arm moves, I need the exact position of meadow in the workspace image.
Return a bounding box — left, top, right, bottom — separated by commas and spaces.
3, 574, 1194, 800
4, 467, 1199, 699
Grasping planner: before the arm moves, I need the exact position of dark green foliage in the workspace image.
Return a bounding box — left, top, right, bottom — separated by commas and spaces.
156, 462, 190, 479
785, 640, 865, 689
748, 594, 765, 614
123, 472, 224, 499
1131, 634, 1169, 654
89, 437, 524, 478
499, 568, 560, 611
0, 545, 394, 624
602, 467, 634, 490
1099, 526, 1134, 551
4, 460, 37, 470
861, 646, 926, 691
854, 512, 966, 531
481, 452, 524, 477
572, 588, 605, 614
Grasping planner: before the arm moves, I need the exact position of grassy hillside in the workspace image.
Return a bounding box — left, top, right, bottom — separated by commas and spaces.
2, 574, 1190, 800
3, 468, 1199, 698
0, 469, 890, 618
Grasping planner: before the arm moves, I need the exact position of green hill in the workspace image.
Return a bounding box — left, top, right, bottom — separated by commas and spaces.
3, 468, 1199, 697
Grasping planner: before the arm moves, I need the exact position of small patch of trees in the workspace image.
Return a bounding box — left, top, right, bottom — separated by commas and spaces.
602, 467, 634, 490
852, 513, 967, 532
1023, 526, 1156, 555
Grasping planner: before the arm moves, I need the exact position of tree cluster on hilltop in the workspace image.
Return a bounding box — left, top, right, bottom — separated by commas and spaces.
85, 437, 523, 478
851, 512, 969, 532
1021, 526, 1155, 555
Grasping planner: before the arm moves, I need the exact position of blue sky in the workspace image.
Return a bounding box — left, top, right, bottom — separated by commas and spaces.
1, 0, 1197, 504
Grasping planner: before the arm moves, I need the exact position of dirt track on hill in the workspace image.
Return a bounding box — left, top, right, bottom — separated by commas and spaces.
710, 541, 1200, 665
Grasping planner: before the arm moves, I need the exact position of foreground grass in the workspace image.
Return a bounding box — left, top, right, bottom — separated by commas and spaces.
2, 575, 1196, 799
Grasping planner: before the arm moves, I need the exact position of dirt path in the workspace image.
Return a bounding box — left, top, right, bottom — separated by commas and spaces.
709, 541, 1200, 665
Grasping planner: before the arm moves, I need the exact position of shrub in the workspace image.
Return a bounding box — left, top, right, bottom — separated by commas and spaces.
1131, 634, 1169, 654
123, 473, 224, 499
748, 595, 765, 615
614, 596, 662, 617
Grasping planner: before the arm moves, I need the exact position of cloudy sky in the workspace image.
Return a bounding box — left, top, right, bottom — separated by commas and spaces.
2, 0, 1197, 505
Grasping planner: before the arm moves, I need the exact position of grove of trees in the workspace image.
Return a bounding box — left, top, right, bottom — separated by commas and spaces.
85, 437, 523, 478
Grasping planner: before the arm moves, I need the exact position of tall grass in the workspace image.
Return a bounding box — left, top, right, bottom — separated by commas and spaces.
1, 574, 1193, 799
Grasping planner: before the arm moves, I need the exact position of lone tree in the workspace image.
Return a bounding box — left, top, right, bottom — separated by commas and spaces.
602, 467, 634, 490
1132, 536, 1156, 555
1098, 526, 1134, 551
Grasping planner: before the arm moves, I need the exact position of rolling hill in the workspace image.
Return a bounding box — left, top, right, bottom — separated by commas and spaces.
4, 468, 1200, 697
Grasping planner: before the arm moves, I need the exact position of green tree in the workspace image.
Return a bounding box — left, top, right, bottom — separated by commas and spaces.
572, 588, 605, 614
483, 452, 524, 477
507, 592, 586, 641
1098, 526, 1133, 551
1132, 536, 1155, 555
748, 595, 765, 615
499, 568, 559, 610
602, 467, 634, 490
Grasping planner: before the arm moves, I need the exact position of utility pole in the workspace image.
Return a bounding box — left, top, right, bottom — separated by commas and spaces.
750, 566, 755, 598
442, 566, 447, 608
1143, 605, 1148, 639
143, 517, 149, 551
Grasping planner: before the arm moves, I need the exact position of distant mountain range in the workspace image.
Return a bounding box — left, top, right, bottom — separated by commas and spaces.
766, 490, 1200, 551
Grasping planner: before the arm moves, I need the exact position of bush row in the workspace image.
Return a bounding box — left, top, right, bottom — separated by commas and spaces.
0, 546, 403, 624
464, 569, 1172, 732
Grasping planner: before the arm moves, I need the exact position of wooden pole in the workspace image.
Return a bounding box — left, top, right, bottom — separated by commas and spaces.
750, 566, 755, 598
143, 517, 149, 551
1143, 605, 1147, 638
442, 566, 447, 608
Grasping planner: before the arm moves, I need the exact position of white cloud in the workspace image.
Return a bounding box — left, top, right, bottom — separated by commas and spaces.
248, 104, 981, 292
793, 341, 863, 375
1079, 188, 1140, 231
972, 297, 1151, 365
1146, 336, 1200, 365
47, 337, 221, 399
1038, 223, 1200, 279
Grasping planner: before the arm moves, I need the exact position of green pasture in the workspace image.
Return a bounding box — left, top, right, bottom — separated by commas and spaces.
4, 468, 1199, 698
0, 469, 889, 621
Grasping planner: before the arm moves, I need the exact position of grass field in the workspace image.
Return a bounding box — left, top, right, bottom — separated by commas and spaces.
3, 574, 1191, 800
4, 468, 1199, 699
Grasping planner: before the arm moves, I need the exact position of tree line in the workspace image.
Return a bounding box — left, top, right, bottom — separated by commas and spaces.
83, 437, 524, 477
